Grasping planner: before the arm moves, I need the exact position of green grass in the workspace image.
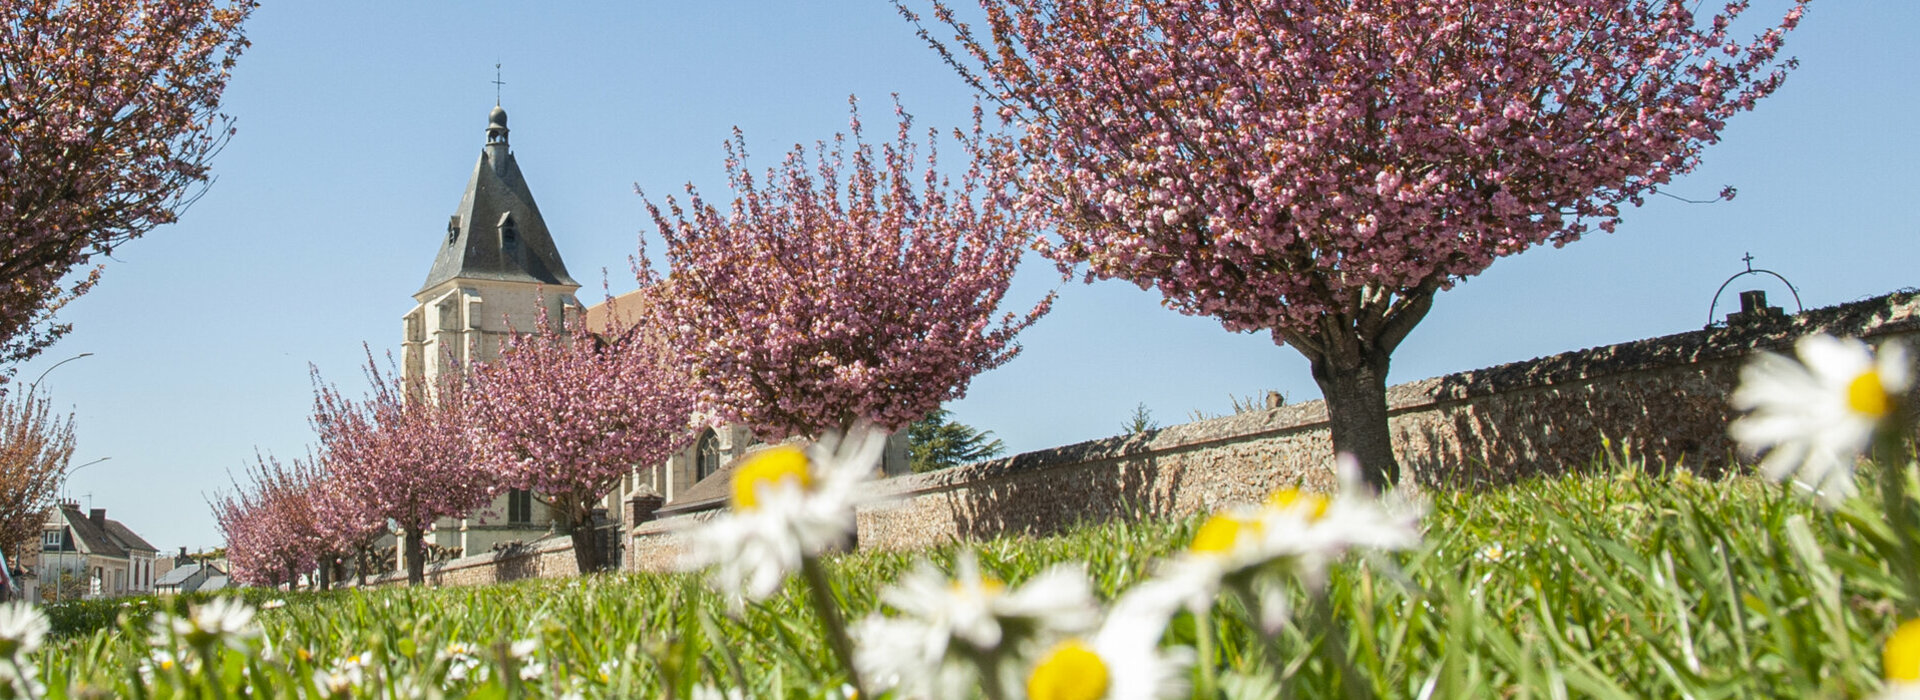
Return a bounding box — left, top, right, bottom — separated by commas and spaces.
30, 456, 1908, 699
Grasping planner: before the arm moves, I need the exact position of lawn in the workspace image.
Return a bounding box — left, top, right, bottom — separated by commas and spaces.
26, 452, 1904, 699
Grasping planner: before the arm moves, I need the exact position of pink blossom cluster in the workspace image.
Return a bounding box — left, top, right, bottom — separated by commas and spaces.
0, 0, 251, 367
910, 0, 1805, 338
466, 298, 696, 571
212, 453, 326, 588
641, 97, 1052, 439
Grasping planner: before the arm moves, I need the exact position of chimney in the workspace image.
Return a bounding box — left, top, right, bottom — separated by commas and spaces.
89, 508, 105, 530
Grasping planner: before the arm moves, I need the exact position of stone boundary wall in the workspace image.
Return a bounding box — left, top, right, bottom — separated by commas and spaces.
391, 291, 1920, 583
364, 537, 578, 588
625, 290, 1920, 569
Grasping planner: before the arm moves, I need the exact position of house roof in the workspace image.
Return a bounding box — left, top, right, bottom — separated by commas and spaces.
54, 507, 124, 558
154, 563, 209, 587
418, 105, 578, 295
581, 289, 648, 335
198, 575, 230, 592
102, 520, 156, 553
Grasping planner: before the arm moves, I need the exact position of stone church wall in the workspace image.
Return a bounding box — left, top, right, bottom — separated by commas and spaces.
378, 290, 1920, 584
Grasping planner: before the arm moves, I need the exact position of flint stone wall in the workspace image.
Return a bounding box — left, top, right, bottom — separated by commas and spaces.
395, 291, 1920, 583
364, 537, 579, 588
626, 290, 1920, 568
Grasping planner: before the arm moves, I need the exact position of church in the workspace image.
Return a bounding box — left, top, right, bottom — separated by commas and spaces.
399, 105, 905, 570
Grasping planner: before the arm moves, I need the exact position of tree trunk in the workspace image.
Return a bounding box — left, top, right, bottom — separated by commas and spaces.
355, 545, 369, 587
404, 526, 426, 586
1308, 346, 1400, 491
561, 496, 603, 575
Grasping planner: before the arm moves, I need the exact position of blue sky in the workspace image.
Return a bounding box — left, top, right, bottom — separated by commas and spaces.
17, 1, 1913, 552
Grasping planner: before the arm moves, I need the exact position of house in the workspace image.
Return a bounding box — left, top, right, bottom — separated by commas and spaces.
153, 561, 225, 596
37, 503, 160, 601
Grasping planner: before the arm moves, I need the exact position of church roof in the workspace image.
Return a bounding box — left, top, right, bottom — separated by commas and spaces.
418, 106, 578, 295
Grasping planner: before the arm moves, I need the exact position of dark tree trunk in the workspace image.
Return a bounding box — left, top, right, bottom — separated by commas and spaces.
561, 496, 603, 574
1284, 285, 1437, 492
1310, 349, 1400, 490
317, 557, 332, 591
355, 544, 370, 587
404, 526, 426, 586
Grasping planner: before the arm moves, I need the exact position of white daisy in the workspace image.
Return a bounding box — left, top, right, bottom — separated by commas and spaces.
518, 660, 547, 681
1731, 334, 1911, 507
313, 658, 365, 696
1021, 582, 1190, 700
679, 422, 887, 602
1153, 455, 1423, 633
855, 552, 1101, 698
153, 597, 260, 652
0, 602, 49, 660
439, 642, 483, 684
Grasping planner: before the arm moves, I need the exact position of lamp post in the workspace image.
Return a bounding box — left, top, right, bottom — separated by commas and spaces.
60, 457, 109, 504
47, 456, 108, 603
28, 352, 92, 393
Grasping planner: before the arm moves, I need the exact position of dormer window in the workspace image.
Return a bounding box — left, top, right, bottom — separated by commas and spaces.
446, 216, 460, 244
497, 212, 518, 249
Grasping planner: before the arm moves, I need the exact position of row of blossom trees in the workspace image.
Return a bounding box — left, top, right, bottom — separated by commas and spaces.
220, 306, 697, 586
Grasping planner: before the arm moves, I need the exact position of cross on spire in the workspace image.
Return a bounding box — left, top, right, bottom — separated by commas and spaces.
493, 63, 506, 105
1742, 252, 1755, 271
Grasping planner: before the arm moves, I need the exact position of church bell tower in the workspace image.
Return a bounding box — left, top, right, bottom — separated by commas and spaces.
403, 105, 582, 390
401, 105, 582, 559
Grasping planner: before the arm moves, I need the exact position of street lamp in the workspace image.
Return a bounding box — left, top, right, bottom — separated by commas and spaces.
60, 457, 109, 504
28, 352, 93, 393
47, 456, 108, 603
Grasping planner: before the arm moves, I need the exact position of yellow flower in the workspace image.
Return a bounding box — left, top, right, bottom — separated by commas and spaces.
1887, 619, 1920, 683
1027, 640, 1109, 700
1190, 512, 1262, 555
1265, 488, 1329, 520
730, 445, 813, 510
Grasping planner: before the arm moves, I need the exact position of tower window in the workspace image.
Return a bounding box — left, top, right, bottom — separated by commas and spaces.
447, 215, 460, 243
497, 212, 518, 249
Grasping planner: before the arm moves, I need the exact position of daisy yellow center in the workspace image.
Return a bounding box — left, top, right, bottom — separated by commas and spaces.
1266, 489, 1330, 521
730, 446, 813, 511
1026, 640, 1110, 700
1849, 370, 1891, 419
954, 576, 1006, 596
1887, 619, 1920, 682
1191, 512, 1262, 554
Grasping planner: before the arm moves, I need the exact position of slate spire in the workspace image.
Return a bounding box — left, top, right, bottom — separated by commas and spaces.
419, 105, 578, 294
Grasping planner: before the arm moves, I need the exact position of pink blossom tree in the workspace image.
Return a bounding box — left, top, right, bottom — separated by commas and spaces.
466, 300, 696, 574
900, 0, 1808, 487
641, 98, 1051, 442
312, 352, 495, 586
213, 452, 324, 588
0, 0, 252, 367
